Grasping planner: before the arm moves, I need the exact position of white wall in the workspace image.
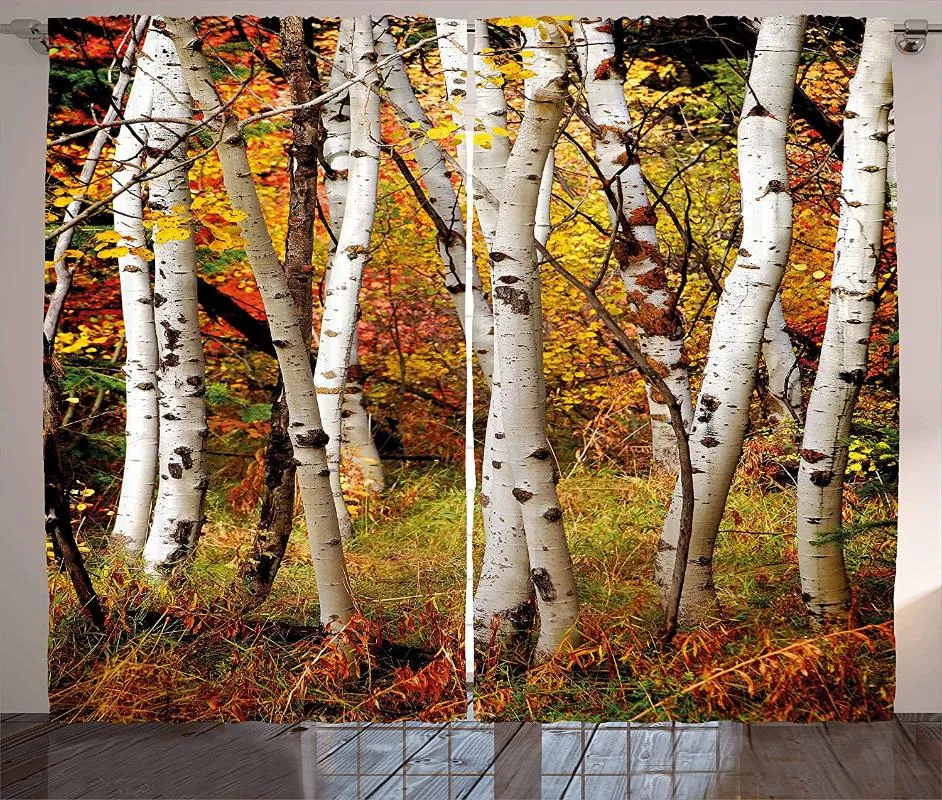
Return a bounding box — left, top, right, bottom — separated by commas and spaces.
1, 0, 938, 715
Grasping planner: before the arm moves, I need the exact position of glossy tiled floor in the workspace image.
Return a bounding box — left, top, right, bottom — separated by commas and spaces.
2, 715, 939, 798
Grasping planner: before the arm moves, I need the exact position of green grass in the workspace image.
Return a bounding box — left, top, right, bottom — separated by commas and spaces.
49, 460, 895, 724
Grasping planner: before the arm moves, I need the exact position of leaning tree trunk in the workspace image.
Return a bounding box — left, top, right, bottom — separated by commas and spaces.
573, 17, 694, 471
374, 17, 495, 383
166, 17, 355, 631
451, 20, 533, 643
491, 23, 579, 659
320, 19, 385, 490
44, 15, 150, 345
142, 24, 209, 573
111, 29, 160, 555
240, 16, 322, 607
313, 17, 382, 540
796, 18, 893, 620
762, 291, 803, 424
655, 16, 807, 624
44, 339, 106, 629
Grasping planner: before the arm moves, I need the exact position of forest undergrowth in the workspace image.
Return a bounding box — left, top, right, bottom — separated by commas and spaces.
49, 449, 896, 724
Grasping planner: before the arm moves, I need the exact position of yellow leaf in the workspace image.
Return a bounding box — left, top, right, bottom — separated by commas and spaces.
64, 249, 84, 259
97, 247, 129, 258
130, 246, 154, 259
154, 228, 191, 244
220, 209, 248, 223
492, 126, 510, 137
473, 132, 493, 149
95, 230, 122, 243
52, 196, 74, 207
426, 125, 456, 140
493, 16, 541, 27
66, 397, 79, 404
407, 120, 422, 129
812, 270, 826, 279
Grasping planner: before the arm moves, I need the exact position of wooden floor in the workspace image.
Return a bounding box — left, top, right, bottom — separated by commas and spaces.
2, 715, 939, 799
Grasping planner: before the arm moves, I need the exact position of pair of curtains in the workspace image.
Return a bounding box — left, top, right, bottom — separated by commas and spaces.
43, 14, 897, 724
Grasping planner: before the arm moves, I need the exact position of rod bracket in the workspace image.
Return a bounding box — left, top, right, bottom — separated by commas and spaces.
0, 19, 48, 54
896, 19, 931, 54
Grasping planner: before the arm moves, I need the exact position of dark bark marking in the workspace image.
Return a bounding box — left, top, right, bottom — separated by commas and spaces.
530, 567, 557, 602
494, 285, 532, 315
810, 470, 834, 487
296, 429, 329, 448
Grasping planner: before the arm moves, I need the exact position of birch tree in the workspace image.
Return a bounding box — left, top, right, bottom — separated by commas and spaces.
655, 16, 807, 623
573, 17, 693, 471
490, 21, 579, 657
241, 16, 322, 605
762, 292, 803, 423
142, 26, 209, 571
313, 17, 382, 539
317, 19, 386, 494
441, 19, 534, 641
111, 29, 160, 554
165, 17, 355, 630
796, 18, 893, 619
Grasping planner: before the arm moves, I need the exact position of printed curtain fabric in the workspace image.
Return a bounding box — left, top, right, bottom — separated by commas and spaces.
44, 15, 897, 724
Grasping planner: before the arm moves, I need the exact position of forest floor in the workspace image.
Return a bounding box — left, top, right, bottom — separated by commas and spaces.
48, 461, 896, 724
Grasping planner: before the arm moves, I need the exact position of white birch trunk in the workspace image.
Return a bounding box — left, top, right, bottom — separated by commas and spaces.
142, 25, 209, 571
762, 291, 803, 423
323, 20, 354, 231
321, 20, 385, 494
491, 23, 579, 658
474, 352, 534, 637
375, 18, 495, 383
313, 17, 382, 542
165, 17, 355, 630
796, 18, 893, 619
111, 30, 159, 555
522, 25, 557, 254
456, 20, 532, 640
655, 17, 807, 623
341, 331, 385, 493
572, 18, 694, 471
45, 15, 151, 344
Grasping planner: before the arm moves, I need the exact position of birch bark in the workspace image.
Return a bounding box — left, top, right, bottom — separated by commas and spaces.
313, 17, 382, 539
165, 17, 355, 630
796, 18, 893, 619
655, 16, 807, 623
142, 26, 209, 571
240, 16, 322, 606
320, 19, 385, 494
111, 29, 160, 554
450, 20, 532, 640
573, 17, 694, 471
490, 22, 579, 657
762, 292, 803, 423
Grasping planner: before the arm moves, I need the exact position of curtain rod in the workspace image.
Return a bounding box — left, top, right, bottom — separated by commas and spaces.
2, 17, 941, 55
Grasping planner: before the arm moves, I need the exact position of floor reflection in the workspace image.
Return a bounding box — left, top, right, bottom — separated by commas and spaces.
2, 715, 939, 798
